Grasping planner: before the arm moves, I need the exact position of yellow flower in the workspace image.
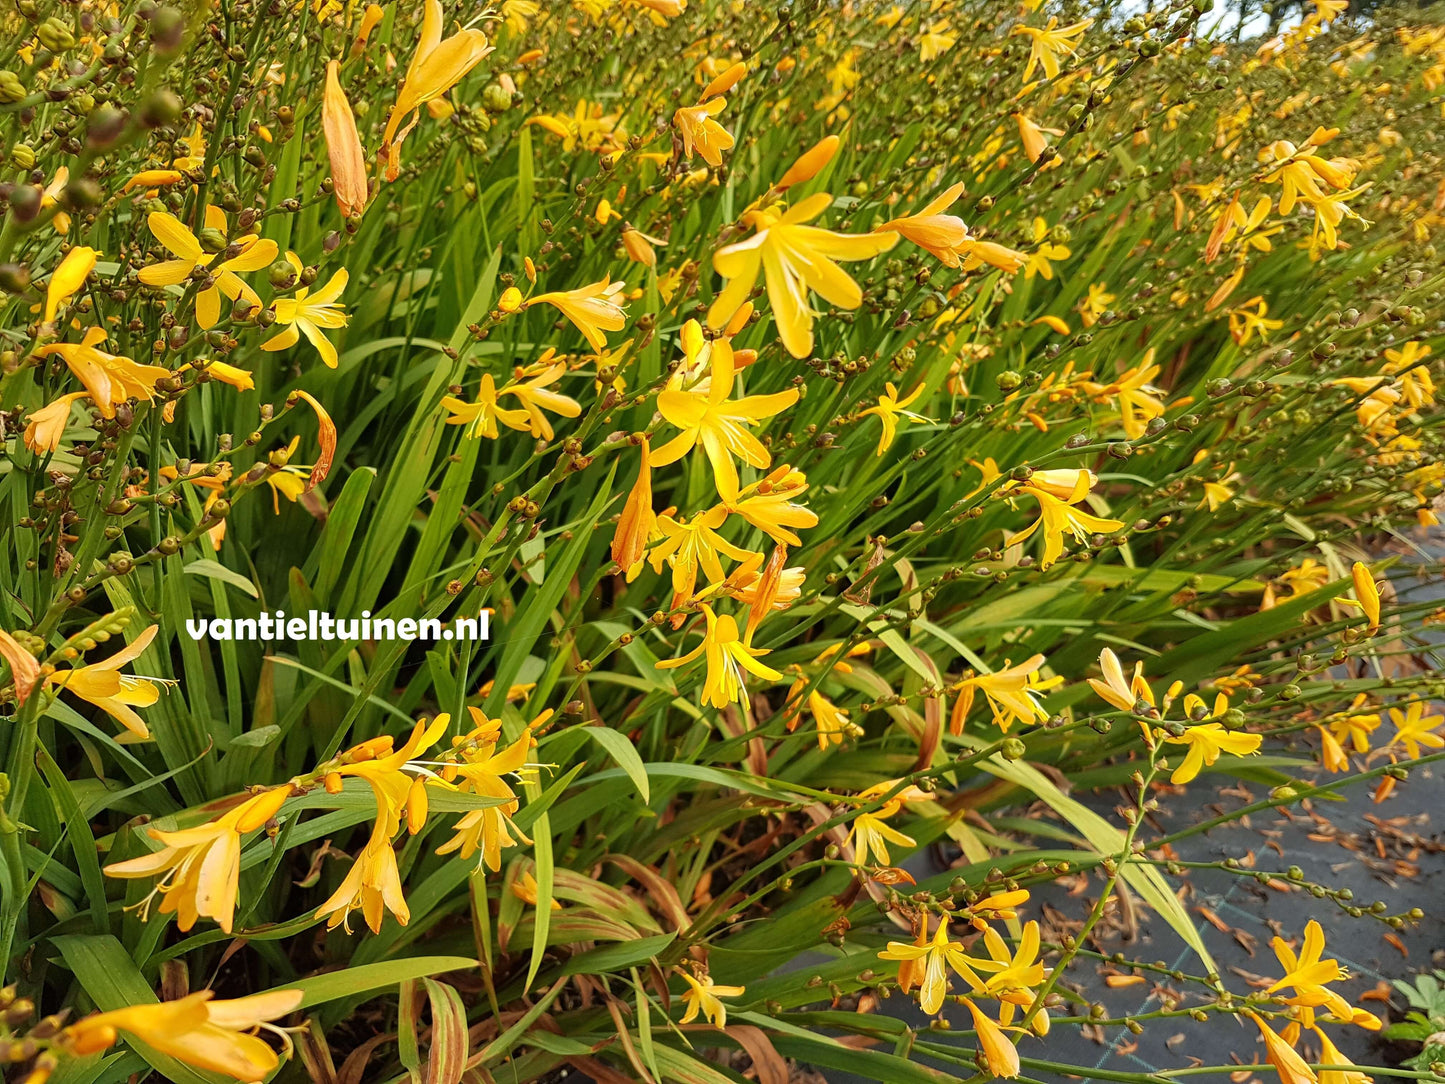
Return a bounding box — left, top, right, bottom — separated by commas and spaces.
1025, 217, 1071, 279
436, 708, 541, 873
724, 465, 818, 545
652, 346, 798, 501
60, 990, 303, 1082
44, 625, 164, 739
500, 0, 538, 33
846, 781, 928, 867
1387, 700, 1443, 759
674, 97, 735, 168
1267, 920, 1353, 1022
526, 277, 627, 352
611, 437, 656, 577
919, 21, 957, 61
648, 506, 756, 606
138, 208, 278, 329
1228, 296, 1285, 345
707, 192, 898, 359
877, 921, 979, 1015
41, 168, 72, 235
261, 255, 349, 368
323, 60, 368, 217
951, 655, 1059, 734
1327, 698, 1380, 754
958, 233, 1028, 274
33, 327, 170, 420
678, 971, 746, 1028
441, 374, 532, 440
380, 0, 493, 179
859, 382, 928, 455
1249, 1012, 1318, 1084
807, 689, 863, 750
44, 245, 97, 324
1082, 351, 1167, 438
1015, 113, 1062, 166
24, 392, 89, 454
1260, 131, 1351, 215
317, 716, 449, 931
963, 998, 1022, 1079
1381, 343, 1434, 409
655, 603, 781, 709
496, 358, 581, 440
1164, 722, 1262, 783
1011, 17, 1093, 82
1076, 281, 1115, 327
874, 182, 968, 266
1009, 485, 1125, 569
104, 787, 290, 932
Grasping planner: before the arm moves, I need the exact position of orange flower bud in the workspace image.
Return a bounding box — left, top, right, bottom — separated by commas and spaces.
323, 61, 369, 218
777, 135, 840, 190
406, 775, 428, 834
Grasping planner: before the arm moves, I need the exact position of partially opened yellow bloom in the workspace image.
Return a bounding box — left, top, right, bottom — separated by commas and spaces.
381, 0, 493, 179
34, 328, 169, 420
1249, 1013, 1318, 1084
138, 208, 277, 329
776, 135, 840, 190
0, 629, 41, 707
526, 277, 627, 351
44, 625, 164, 738
60, 990, 302, 1082
104, 787, 290, 932
707, 192, 898, 359
44, 245, 97, 324
655, 603, 781, 708
1087, 648, 1156, 715
951, 655, 1059, 734
874, 182, 968, 266
725, 465, 817, 545
652, 346, 798, 501
1266, 920, 1353, 1022
24, 392, 89, 453
964, 999, 1022, 1079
